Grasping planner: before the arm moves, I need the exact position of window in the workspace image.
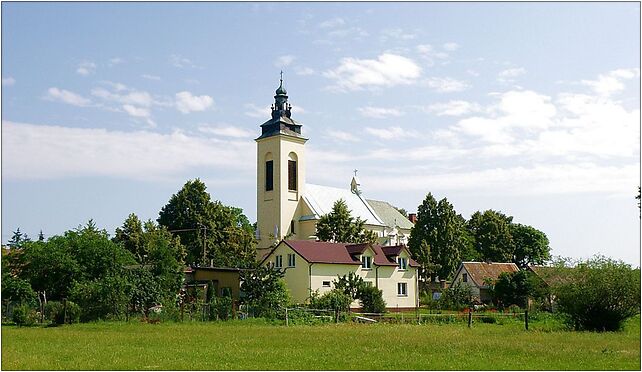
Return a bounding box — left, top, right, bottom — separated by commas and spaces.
288, 160, 297, 191
265, 160, 274, 191
361, 255, 372, 269
220, 287, 232, 297
275, 255, 283, 268
397, 283, 408, 297
287, 253, 296, 267
397, 257, 408, 270
462, 273, 468, 283
322, 281, 331, 287
290, 220, 295, 235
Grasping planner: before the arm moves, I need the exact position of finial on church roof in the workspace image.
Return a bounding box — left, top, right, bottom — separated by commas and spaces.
276, 71, 287, 95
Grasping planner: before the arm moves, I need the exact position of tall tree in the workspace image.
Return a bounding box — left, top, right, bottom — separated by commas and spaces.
157, 178, 256, 267
408, 194, 469, 281
510, 223, 551, 268
315, 199, 378, 244
8, 228, 30, 248
467, 210, 514, 262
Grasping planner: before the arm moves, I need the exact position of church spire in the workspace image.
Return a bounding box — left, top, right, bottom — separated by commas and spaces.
272, 71, 292, 117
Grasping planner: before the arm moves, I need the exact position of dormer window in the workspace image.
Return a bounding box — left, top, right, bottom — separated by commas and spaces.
397, 257, 408, 270
361, 255, 372, 269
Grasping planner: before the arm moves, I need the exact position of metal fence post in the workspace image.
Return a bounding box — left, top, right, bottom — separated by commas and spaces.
285, 307, 289, 327
468, 308, 472, 328
525, 310, 529, 330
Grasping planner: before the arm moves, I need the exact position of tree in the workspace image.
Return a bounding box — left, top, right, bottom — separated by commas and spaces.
37, 230, 45, 242
240, 266, 290, 318
510, 223, 550, 268
394, 207, 408, 218
8, 228, 30, 249
316, 199, 378, 244
333, 272, 366, 301
439, 281, 473, 310
158, 179, 256, 267
467, 210, 514, 263
358, 285, 387, 313
114, 213, 146, 262
492, 270, 535, 309
552, 256, 640, 331
408, 194, 470, 281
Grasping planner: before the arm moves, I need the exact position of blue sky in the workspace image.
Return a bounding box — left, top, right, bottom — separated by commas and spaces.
2, 2, 640, 265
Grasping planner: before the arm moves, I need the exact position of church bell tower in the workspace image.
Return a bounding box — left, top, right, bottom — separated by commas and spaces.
256, 75, 307, 250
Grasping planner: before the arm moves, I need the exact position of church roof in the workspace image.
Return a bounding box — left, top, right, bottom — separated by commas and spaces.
366, 199, 414, 230
302, 184, 385, 226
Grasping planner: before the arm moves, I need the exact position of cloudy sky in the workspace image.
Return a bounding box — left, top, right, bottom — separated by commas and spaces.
2, 2, 640, 265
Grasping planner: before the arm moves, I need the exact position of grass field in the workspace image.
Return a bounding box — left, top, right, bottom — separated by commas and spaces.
2, 316, 640, 370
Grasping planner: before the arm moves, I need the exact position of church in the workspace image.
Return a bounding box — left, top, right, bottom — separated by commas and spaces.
255, 78, 415, 253
255, 78, 419, 309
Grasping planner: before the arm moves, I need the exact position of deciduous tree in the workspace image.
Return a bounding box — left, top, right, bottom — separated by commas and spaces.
467, 210, 514, 263
316, 199, 377, 244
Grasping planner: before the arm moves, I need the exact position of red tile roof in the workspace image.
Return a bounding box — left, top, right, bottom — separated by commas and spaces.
460, 262, 519, 287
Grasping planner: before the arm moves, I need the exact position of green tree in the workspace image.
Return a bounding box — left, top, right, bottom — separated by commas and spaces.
492, 270, 535, 309
552, 256, 640, 331
114, 213, 146, 262
358, 285, 387, 313
315, 199, 378, 244
333, 272, 366, 301
8, 228, 30, 248
408, 194, 469, 280
157, 179, 256, 267
240, 266, 290, 318
510, 223, 551, 268
467, 210, 514, 262
439, 281, 473, 310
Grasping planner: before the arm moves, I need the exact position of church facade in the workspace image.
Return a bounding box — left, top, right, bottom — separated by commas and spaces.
255, 79, 414, 252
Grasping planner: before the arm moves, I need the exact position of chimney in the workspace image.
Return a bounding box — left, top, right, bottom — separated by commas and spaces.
408, 213, 417, 224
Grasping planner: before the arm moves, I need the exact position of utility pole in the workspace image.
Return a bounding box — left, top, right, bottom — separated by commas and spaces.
201, 224, 207, 266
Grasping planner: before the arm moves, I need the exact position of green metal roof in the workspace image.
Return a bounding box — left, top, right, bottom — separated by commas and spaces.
365, 199, 414, 230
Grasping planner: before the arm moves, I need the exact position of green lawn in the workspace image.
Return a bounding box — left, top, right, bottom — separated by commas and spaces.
2, 316, 640, 370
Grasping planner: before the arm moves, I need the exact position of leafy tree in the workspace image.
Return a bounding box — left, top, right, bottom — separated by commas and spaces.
409, 194, 470, 280
510, 223, 550, 268
439, 281, 473, 310
158, 179, 256, 267
309, 289, 352, 313
240, 266, 290, 318
492, 270, 535, 309
114, 213, 146, 262
8, 228, 30, 248
333, 272, 366, 301
552, 256, 640, 331
358, 285, 387, 313
316, 199, 378, 244
467, 210, 514, 262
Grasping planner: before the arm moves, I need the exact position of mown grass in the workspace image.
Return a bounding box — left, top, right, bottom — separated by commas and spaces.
2, 316, 639, 370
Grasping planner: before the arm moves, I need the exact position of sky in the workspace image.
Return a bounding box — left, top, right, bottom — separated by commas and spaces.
2, 2, 640, 265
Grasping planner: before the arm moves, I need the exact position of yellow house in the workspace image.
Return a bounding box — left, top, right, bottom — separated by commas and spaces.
260, 240, 419, 310
255, 79, 414, 255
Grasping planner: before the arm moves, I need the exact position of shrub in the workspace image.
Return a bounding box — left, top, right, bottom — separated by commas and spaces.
210, 296, 233, 320
552, 256, 640, 331
12, 304, 38, 326
439, 282, 473, 310
310, 289, 352, 314
479, 315, 497, 324
45, 301, 81, 324
358, 286, 387, 314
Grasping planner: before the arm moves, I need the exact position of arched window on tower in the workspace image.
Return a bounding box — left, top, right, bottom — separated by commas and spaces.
265, 152, 274, 191
288, 152, 298, 191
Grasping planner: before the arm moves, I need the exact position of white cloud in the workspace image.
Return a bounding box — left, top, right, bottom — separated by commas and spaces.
141, 74, 161, 81
425, 100, 482, 116
198, 124, 254, 138
274, 55, 296, 68
324, 53, 422, 91
109, 57, 125, 66
365, 126, 415, 140
91, 87, 154, 107
581, 68, 640, 96
2, 77, 16, 86
443, 42, 460, 51
3, 121, 254, 181
175, 91, 214, 114
169, 54, 197, 68
358, 106, 404, 119
244, 104, 271, 118
122, 104, 150, 118
380, 28, 416, 41
319, 17, 345, 28
45, 87, 91, 107
424, 77, 470, 93
295, 67, 315, 76
498, 67, 526, 83
76, 61, 96, 76
326, 129, 361, 142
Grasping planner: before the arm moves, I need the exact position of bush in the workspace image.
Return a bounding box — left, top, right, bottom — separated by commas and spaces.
552, 256, 640, 331
45, 301, 81, 324
309, 289, 352, 313
358, 286, 387, 314
210, 296, 233, 320
439, 282, 473, 310
12, 304, 38, 326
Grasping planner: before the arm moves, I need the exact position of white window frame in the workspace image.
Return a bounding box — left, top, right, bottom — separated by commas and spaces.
397, 282, 408, 297
361, 255, 372, 269
275, 255, 283, 268
287, 253, 296, 267
397, 257, 408, 270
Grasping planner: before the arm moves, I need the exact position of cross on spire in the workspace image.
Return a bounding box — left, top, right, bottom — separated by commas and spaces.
280, 70, 283, 83
353, 169, 358, 177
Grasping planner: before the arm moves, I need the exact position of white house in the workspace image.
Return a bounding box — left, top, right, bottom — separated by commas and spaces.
260, 240, 419, 310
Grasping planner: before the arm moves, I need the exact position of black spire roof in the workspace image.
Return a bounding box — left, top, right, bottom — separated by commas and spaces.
256, 74, 305, 140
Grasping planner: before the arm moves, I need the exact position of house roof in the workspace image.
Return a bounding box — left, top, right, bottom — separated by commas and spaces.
366, 199, 414, 230
528, 265, 574, 286
264, 240, 420, 267
458, 262, 519, 288
302, 184, 385, 226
